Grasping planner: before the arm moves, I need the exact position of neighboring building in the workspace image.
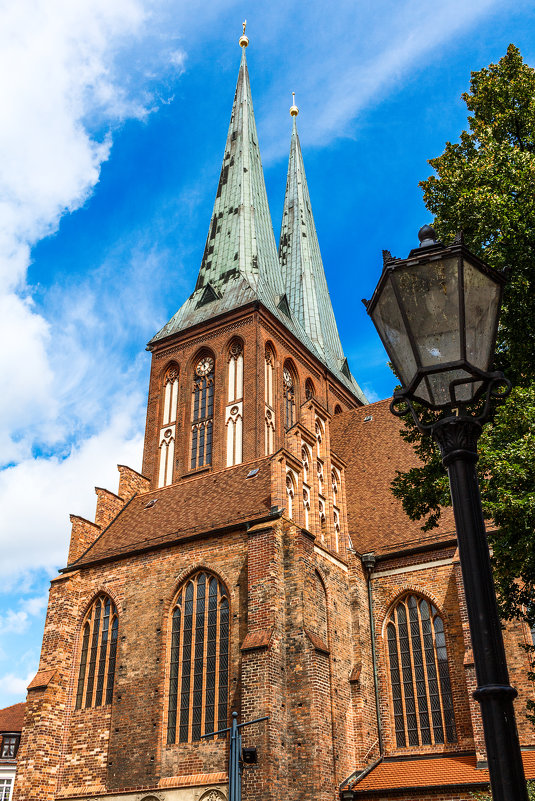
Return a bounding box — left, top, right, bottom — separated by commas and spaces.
13, 33, 535, 801
0, 703, 25, 801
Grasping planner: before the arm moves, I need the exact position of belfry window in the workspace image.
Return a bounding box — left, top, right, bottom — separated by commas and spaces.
158, 364, 179, 488
386, 595, 456, 748
264, 345, 276, 455
75, 595, 118, 709
191, 356, 215, 470
283, 364, 297, 430
167, 573, 229, 744
226, 340, 243, 467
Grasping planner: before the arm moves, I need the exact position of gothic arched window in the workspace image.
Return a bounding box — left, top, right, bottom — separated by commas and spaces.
305, 378, 315, 400
167, 573, 229, 744
283, 363, 297, 430
75, 595, 118, 709
386, 595, 456, 748
264, 344, 276, 455
158, 364, 179, 488
226, 340, 243, 466
191, 355, 215, 470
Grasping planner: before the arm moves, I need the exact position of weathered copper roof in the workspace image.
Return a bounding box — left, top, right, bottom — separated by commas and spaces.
149, 47, 366, 403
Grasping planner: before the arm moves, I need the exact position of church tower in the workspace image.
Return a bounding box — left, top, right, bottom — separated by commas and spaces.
14, 30, 367, 801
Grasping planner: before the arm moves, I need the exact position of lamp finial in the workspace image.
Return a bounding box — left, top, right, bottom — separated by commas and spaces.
418, 224, 438, 248
239, 20, 249, 47
290, 91, 299, 117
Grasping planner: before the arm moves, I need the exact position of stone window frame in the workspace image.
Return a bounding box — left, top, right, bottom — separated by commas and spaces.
384, 593, 457, 750
75, 594, 118, 710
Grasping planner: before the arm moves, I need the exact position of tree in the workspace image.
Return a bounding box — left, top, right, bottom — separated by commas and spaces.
391, 45, 535, 632
471, 780, 535, 801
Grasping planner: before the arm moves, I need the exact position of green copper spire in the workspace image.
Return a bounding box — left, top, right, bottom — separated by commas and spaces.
279, 108, 366, 401
150, 36, 284, 344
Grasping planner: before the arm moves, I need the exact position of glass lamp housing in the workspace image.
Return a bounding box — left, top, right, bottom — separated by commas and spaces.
367, 238, 505, 409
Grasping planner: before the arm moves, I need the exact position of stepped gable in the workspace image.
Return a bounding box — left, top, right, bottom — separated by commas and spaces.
279, 109, 365, 402
0, 702, 25, 732
330, 398, 457, 554
66, 458, 273, 569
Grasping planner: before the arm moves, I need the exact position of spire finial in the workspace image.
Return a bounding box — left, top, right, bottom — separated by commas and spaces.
290, 91, 299, 117
239, 20, 249, 47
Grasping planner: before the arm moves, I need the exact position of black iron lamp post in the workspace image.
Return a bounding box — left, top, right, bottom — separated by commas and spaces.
364, 225, 527, 801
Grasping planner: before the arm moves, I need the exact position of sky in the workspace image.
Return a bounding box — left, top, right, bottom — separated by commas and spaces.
1, 0, 534, 708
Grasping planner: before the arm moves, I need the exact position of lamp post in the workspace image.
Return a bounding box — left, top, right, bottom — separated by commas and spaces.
364, 225, 528, 801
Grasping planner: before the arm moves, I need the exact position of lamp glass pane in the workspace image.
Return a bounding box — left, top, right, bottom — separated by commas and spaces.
371, 274, 418, 388
393, 257, 461, 368
463, 259, 501, 373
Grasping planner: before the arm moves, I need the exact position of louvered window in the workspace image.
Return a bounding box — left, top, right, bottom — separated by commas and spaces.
167, 573, 229, 744
386, 595, 456, 748
191, 356, 215, 470
75, 595, 118, 709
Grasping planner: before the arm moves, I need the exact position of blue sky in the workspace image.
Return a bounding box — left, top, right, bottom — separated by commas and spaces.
1, 0, 534, 708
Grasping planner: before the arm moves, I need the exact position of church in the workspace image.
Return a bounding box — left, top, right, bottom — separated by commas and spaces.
12, 30, 535, 801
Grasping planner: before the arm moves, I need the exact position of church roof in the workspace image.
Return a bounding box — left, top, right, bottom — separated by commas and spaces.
148, 43, 366, 403
67, 458, 274, 569
279, 113, 345, 368
330, 399, 458, 555
0, 702, 25, 733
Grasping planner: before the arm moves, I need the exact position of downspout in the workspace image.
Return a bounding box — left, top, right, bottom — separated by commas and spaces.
361, 552, 383, 756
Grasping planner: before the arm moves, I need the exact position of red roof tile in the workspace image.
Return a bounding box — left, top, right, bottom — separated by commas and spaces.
70, 458, 273, 568
353, 751, 535, 792
0, 702, 25, 733
330, 400, 457, 555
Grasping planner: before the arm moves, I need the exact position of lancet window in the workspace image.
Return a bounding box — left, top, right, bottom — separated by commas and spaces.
226, 340, 243, 467
190, 355, 215, 470
158, 364, 179, 488
75, 595, 118, 709
167, 573, 229, 744
386, 595, 456, 748
286, 471, 296, 519
283, 363, 297, 430
315, 417, 324, 455
305, 378, 315, 400
264, 345, 276, 455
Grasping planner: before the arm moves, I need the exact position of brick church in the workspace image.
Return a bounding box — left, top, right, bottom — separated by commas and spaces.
13, 31, 535, 801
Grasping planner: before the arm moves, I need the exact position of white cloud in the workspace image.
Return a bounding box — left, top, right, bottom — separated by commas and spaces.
0, 671, 36, 697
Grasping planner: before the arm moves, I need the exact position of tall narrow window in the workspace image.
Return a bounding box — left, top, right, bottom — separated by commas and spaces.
286, 471, 296, 519
191, 356, 215, 470
283, 364, 297, 430
226, 340, 243, 466
75, 595, 118, 709
265, 345, 276, 454
167, 573, 229, 744
305, 378, 315, 400
158, 364, 179, 488
386, 595, 456, 748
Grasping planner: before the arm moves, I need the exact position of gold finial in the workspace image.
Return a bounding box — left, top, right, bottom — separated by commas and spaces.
290, 91, 299, 117
239, 19, 249, 47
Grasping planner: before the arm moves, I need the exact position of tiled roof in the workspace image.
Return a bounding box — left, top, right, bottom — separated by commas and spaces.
352, 751, 535, 792
330, 399, 456, 555
0, 702, 25, 733
68, 458, 274, 569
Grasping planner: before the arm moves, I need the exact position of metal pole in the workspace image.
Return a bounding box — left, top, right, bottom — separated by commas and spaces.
433, 416, 528, 801
202, 713, 268, 801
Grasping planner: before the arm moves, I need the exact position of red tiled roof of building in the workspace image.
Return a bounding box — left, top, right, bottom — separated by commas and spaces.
352, 751, 535, 792
69, 458, 274, 568
0, 702, 25, 733
330, 399, 457, 555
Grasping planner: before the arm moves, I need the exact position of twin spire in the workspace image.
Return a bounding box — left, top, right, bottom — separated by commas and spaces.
150, 30, 365, 403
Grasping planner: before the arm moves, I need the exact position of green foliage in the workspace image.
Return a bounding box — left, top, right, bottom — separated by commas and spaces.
392, 45, 535, 627
471, 780, 535, 800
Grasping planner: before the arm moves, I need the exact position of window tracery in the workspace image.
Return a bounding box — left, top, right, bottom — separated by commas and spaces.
386, 595, 456, 748
75, 595, 118, 709
226, 340, 243, 466
158, 364, 179, 487
167, 573, 229, 744
305, 378, 315, 400
191, 356, 214, 470
283, 364, 297, 430
303, 487, 311, 530
286, 472, 296, 519
264, 345, 276, 455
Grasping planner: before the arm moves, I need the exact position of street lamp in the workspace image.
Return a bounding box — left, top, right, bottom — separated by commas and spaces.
364, 225, 528, 801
